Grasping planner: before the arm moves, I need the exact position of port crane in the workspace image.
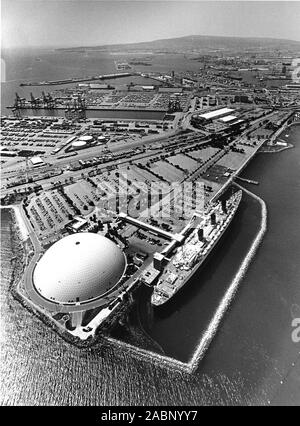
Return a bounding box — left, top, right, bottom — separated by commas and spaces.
11, 93, 24, 118
30, 92, 40, 108
64, 94, 86, 121
14, 92, 26, 108
77, 94, 86, 120
42, 91, 55, 109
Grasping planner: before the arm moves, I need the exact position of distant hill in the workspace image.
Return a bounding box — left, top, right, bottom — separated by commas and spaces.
57, 34, 300, 52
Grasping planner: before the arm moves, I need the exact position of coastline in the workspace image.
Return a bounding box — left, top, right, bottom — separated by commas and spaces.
258, 121, 300, 154
0, 205, 29, 241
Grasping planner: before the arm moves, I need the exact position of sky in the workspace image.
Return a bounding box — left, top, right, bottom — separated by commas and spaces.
2, 0, 300, 49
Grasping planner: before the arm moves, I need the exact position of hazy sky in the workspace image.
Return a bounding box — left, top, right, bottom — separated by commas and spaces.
2, 1, 300, 49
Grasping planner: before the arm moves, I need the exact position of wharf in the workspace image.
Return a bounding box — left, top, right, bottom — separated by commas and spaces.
235, 176, 259, 185
19, 72, 138, 87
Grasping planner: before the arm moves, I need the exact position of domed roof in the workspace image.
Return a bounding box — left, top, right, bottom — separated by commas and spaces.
72, 140, 87, 147
33, 233, 126, 305
79, 135, 93, 142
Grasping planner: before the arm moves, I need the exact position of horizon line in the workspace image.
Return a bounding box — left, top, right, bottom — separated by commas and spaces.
2, 32, 300, 51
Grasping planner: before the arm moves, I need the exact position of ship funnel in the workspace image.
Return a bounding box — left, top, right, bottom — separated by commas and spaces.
197, 228, 204, 241
222, 199, 227, 214
153, 253, 166, 271
210, 212, 216, 225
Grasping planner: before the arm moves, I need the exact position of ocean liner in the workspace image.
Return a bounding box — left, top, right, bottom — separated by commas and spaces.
151, 189, 243, 306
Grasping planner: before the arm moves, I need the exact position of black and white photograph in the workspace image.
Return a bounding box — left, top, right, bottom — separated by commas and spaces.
1, 0, 300, 409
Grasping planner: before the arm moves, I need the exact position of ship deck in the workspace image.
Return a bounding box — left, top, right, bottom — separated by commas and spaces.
152, 190, 242, 304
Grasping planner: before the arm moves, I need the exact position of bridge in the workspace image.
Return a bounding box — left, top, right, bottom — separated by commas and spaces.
118, 212, 184, 243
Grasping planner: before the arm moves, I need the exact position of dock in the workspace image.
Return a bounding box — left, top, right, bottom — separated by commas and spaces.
235, 176, 259, 185
19, 72, 138, 87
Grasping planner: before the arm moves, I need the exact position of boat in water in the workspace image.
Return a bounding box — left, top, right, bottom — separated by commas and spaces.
151, 189, 243, 306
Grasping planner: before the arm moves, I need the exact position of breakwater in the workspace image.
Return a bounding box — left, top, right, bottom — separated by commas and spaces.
107, 185, 268, 373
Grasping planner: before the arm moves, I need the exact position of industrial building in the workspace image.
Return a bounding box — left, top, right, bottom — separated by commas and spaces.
219, 115, 237, 123
199, 107, 235, 120
30, 156, 45, 167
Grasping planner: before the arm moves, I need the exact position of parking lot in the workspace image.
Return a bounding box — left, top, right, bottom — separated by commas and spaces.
26, 189, 75, 239
1, 117, 81, 161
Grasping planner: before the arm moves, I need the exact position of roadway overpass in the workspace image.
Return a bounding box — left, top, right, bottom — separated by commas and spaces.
118, 212, 184, 243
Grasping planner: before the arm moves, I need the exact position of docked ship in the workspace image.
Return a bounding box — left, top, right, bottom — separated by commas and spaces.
151, 189, 242, 306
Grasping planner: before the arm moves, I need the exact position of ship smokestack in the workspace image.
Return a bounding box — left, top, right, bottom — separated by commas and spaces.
222, 199, 227, 214
210, 212, 216, 225
197, 228, 204, 241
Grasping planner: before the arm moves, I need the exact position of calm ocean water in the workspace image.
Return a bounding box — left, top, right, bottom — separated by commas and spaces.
1, 48, 198, 116
1, 50, 299, 405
